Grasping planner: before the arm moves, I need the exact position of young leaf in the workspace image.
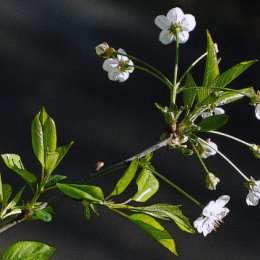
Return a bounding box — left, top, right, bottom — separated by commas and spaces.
215, 87, 256, 105
130, 204, 195, 234
132, 168, 159, 202
51, 141, 74, 172
215, 60, 257, 89
198, 114, 229, 131
44, 175, 67, 188
2, 184, 12, 207
0, 173, 3, 202
31, 107, 57, 167
34, 209, 52, 222
183, 73, 197, 108
203, 30, 219, 88
5, 187, 25, 211
1, 154, 37, 184
1, 241, 55, 260
128, 213, 178, 255
57, 183, 104, 202
109, 159, 139, 197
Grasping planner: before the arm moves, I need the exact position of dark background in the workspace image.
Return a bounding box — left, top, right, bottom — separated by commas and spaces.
0, 0, 260, 259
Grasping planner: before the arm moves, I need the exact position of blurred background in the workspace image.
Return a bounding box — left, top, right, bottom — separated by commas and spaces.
0, 0, 259, 259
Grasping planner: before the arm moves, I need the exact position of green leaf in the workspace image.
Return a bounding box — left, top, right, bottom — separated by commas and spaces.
215, 60, 257, 89
34, 209, 52, 222
1, 154, 37, 184
0, 173, 3, 203
54, 141, 74, 170
31, 107, 57, 167
215, 87, 256, 105
198, 114, 229, 131
2, 184, 12, 207
1, 241, 55, 260
203, 30, 219, 88
128, 213, 178, 255
57, 183, 104, 202
183, 73, 197, 108
5, 187, 25, 210
130, 204, 195, 234
109, 159, 139, 197
197, 87, 209, 103
132, 168, 159, 202
45, 175, 67, 188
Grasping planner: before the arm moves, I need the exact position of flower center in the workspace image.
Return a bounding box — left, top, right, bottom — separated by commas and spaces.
170, 23, 182, 36
118, 61, 131, 72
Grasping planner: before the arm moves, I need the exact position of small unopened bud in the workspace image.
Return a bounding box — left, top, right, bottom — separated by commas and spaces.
250, 144, 260, 158
214, 43, 219, 54
95, 42, 115, 59
205, 172, 220, 190
93, 161, 105, 172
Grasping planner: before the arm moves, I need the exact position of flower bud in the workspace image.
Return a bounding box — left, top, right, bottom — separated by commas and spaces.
205, 172, 220, 190
95, 42, 115, 59
250, 144, 260, 158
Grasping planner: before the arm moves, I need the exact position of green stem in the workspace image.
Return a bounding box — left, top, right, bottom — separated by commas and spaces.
197, 137, 250, 181
208, 130, 252, 147
134, 65, 172, 88
171, 39, 180, 108
178, 52, 207, 85
116, 51, 173, 89
191, 142, 211, 175
146, 166, 204, 209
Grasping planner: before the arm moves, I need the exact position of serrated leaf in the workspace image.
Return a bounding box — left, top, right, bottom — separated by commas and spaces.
203, 30, 219, 88
34, 209, 52, 222
130, 204, 195, 234
109, 159, 139, 197
1, 241, 55, 260
57, 183, 104, 202
215, 60, 257, 89
128, 213, 178, 255
1, 154, 37, 184
45, 175, 67, 188
183, 73, 197, 108
215, 87, 256, 105
132, 168, 159, 202
198, 114, 229, 131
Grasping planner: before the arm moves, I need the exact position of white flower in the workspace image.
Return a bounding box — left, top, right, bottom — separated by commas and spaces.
194, 195, 230, 236
154, 7, 196, 44
198, 139, 218, 159
102, 48, 134, 82
246, 179, 260, 206
201, 107, 225, 119
255, 104, 260, 120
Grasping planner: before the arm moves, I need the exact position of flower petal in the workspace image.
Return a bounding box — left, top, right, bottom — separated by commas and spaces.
127, 60, 134, 73
255, 104, 260, 120
154, 15, 170, 30
159, 30, 174, 45
215, 195, 230, 208
177, 31, 189, 44
181, 14, 196, 32
117, 48, 128, 62
167, 7, 184, 23
117, 71, 129, 82
103, 58, 118, 72
246, 191, 260, 206
213, 107, 225, 115
108, 68, 120, 81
